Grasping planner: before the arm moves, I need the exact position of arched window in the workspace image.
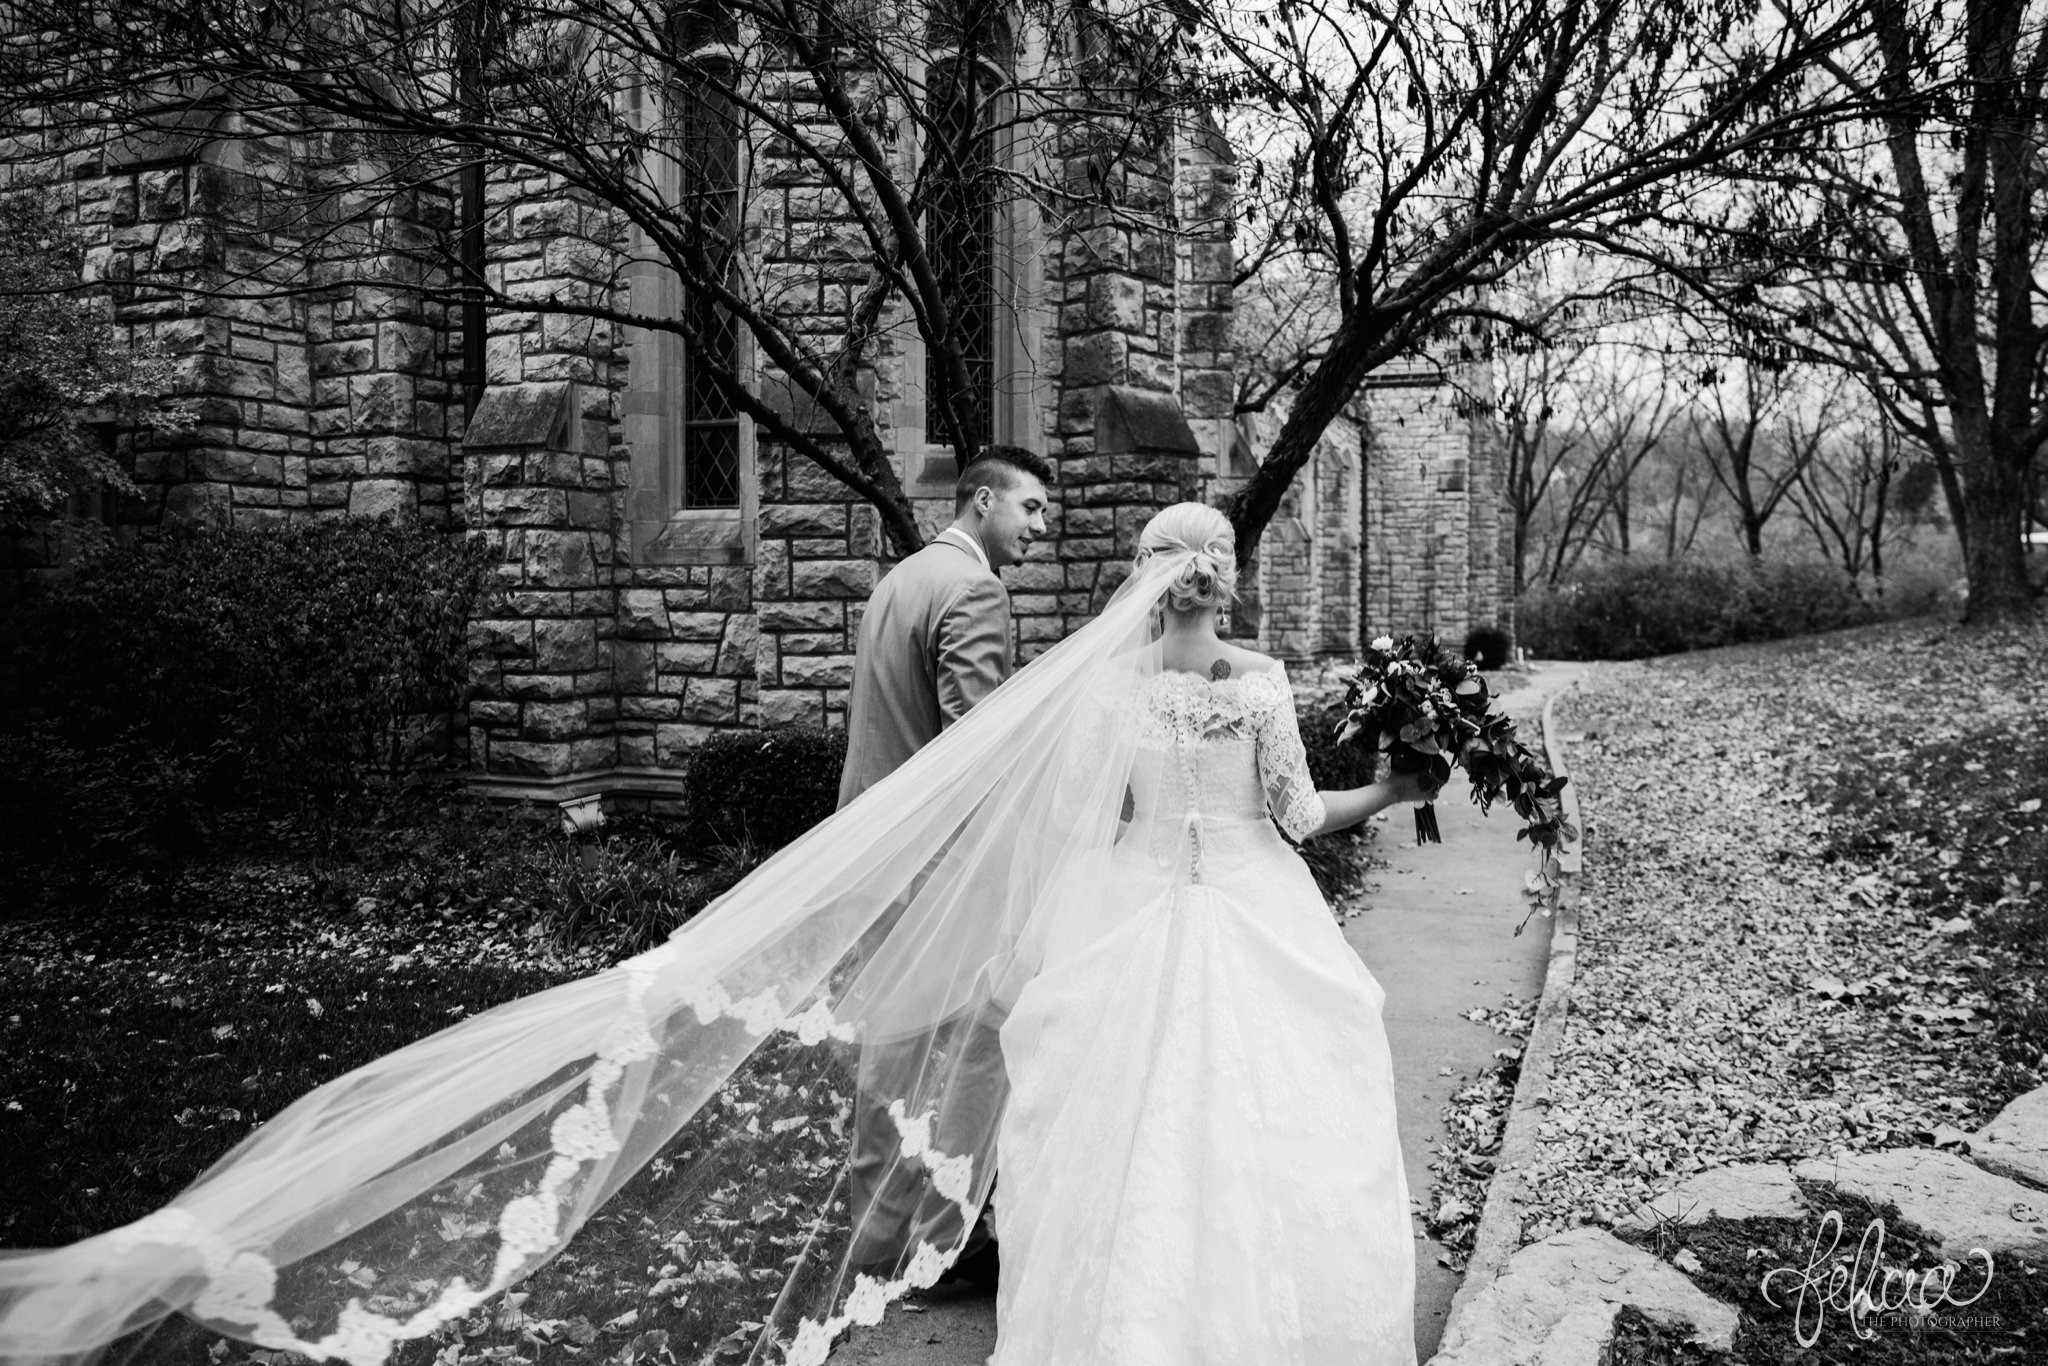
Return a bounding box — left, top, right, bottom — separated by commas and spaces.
922, 0, 1013, 457
624, 0, 752, 564
673, 1, 743, 510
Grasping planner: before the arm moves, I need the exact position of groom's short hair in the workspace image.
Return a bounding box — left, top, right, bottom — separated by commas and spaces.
955, 445, 1055, 513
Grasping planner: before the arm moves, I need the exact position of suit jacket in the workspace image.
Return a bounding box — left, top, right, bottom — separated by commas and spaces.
837, 536, 1013, 808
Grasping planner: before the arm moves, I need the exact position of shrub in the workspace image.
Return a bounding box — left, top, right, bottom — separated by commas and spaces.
0, 729, 210, 912
535, 836, 765, 953
1297, 695, 1378, 792
1517, 557, 1879, 660
0, 518, 492, 836
677, 724, 850, 852
1463, 624, 1512, 669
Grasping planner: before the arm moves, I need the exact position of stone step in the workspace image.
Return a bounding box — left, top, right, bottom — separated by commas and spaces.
1426, 1225, 1738, 1366
1970, 1084, 2048, 1191
1791, 1147, 2048, 1260
1617, 1161, 1808, 1230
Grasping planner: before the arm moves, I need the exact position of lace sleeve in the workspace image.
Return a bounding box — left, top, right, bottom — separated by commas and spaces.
1253, 666, 1327, 842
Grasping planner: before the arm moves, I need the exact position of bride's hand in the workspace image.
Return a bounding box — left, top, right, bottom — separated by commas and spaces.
1382, 771, 1440, 805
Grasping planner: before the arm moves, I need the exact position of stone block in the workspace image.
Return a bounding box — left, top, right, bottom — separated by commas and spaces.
618, 733, 657, 767
367, 438, 444, 477
350, 372, 414, 432
718, 615, 759, 678
1063, 331, 1128, 388
613, 640, 657, 693
779, 653, 854, 689
314, 339, 376, 377
468, 700, 520, 727
655, 722, 720, 765
792, 558, 875, 600
758, 688, 823, 729
668, 610, 729, 642
483, 487, 568, 526
1430, 1226, 1738, 1366
200, 450, 282, 485
753, 540, 791, 598
348, 479, 417, 521
758, 600, 841, 633
522, 700, 588, 741
619, 695, 680, 722
706, 567, 751, 611
1181, 368, 1235, 421
679, 678, 740, 724
658, 641, 720, 673
471, 617, 533, 660
525, 531, 595, 588
1618, 1163, 1808, 1231
487, 738, 573, 779
533, 617, 598, 673
1792, 1147, 2048, 1259
1972, 1085, 2048, 1188
618, 589, 669, 639
758, 501, 848, 538
1085, 273, 1144, 331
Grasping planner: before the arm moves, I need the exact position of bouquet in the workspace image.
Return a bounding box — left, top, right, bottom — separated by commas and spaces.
1337, 634, 1577, 923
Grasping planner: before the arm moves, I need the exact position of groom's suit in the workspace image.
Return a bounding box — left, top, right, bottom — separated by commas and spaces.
838, 528, 1013, 807
839, 527, 1013, 1276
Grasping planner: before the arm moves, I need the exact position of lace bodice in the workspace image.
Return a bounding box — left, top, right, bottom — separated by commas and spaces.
1128, 665, 1326, 873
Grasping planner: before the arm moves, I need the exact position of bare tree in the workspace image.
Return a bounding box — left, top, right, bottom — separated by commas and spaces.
1191, 0, 1869, 572
0, 0, 1171, 554
1680, 0, 2047, 617
1691, 361, 1837, 557
1496, 335, 1678, 591
1788, 395, 1907, 590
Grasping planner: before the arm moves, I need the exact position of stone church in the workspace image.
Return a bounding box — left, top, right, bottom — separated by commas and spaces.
23, 9, 1509, 804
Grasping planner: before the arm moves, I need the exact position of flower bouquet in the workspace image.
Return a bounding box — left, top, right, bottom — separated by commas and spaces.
1337, 634, 1577, 923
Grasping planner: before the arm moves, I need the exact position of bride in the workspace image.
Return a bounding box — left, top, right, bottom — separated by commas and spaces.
0, 503, 1429, 1366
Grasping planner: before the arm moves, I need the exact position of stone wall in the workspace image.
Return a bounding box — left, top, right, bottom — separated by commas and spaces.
16, 57, 1512, 803
51, 137, 466, 538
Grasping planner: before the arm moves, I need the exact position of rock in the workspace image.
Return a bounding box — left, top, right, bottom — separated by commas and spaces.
1429, 1226, 1738, 1366
1793, 1147, 2048, 1259
347, 479, 416, 521
1970, 1086, 2048, 1190
1618, 1162, 1808, 1230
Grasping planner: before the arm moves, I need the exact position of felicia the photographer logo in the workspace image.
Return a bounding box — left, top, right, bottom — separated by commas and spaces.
1759, 1208, 1996, 1346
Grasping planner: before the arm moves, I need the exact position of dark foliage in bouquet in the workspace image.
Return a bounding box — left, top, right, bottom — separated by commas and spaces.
1338, 634, 1576, 925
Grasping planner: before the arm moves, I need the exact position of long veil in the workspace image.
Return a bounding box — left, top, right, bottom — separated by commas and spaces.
0, 549, 1187, 1366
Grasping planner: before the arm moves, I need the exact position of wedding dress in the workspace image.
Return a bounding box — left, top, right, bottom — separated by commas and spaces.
990, 666, 1417, 1366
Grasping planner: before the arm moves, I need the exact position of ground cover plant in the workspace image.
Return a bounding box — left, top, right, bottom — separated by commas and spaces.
1612, 1180, 2043, 1363
0, 785, 832, 1365
1523, 613, 2048, 1362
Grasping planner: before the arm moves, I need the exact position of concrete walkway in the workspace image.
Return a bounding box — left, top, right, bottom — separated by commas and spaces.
830, 663, 1589, 1364
1347, 661, 1586, 1358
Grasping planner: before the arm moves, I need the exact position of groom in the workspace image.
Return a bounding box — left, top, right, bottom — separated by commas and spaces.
839, 444, 1051, 1285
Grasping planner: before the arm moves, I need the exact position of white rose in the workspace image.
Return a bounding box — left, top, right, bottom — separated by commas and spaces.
1371, 635, 1394, 652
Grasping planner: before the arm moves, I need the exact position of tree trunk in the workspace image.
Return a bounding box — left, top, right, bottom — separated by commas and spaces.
1953, 416, 2036, 618
1223, 307, 1388, 573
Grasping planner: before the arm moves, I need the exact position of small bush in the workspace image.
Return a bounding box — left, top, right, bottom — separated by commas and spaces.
1518, 557, 1879, 660
0, 519, 492, 840
536, 836, 765, 953
1298, 695, 1378, 791
677, 725, 849, 852
1463, 624, 1512, 670
0, 729, 210, 911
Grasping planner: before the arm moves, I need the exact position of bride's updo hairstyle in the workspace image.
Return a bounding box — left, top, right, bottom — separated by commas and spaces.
1136, 502, 1237, 613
